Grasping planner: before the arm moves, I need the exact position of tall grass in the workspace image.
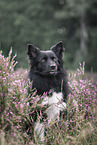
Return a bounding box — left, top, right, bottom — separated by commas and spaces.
0, 49, 97, 145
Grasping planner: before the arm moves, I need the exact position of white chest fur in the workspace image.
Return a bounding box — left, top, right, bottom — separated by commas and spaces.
42, 92, 66, 121
34, 92, 67, 144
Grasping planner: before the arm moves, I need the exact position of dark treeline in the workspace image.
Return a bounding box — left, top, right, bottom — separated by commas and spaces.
0, 0, 97, 71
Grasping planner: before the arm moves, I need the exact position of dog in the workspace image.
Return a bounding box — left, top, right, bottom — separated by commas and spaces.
27, 41, 69, 144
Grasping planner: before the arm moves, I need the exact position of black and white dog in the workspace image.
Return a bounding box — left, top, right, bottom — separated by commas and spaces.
27, 41, 69, 143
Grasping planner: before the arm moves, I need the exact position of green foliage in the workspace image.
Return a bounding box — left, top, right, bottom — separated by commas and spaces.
0, 49, 97, 144
0, 0, 97, 71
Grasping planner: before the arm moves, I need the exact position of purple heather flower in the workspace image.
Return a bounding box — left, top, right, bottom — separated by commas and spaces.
27, 102, 29, 106
20, 104, 23, 109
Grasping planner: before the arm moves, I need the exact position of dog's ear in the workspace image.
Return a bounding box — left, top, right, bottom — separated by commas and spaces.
27, 44, 40, 58
51, 41, 65, 60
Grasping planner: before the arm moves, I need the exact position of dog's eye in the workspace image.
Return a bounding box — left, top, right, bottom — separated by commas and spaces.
41, 58, 47, 62
51, 57, 57, 61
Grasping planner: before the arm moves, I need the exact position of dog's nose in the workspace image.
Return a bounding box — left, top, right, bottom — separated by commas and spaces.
50, 65, 56, 70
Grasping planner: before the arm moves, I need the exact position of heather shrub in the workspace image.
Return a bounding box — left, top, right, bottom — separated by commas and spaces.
0, 49, 32, 144
0, 49, 97, 145
66, 63, 97, 143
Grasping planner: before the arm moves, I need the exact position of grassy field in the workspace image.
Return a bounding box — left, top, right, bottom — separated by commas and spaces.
0, 49, 97, 145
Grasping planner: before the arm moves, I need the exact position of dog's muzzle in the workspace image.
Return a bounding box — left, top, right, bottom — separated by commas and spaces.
49, 64, 57, 74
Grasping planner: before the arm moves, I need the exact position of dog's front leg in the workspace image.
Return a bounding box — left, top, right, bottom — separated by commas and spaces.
34, 122, 45, 144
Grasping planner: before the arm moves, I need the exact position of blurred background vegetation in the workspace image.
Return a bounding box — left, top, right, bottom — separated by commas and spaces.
0, 0, 97, 71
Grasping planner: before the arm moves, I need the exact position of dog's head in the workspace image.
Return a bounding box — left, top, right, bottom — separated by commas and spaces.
27, 41, 65, 75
